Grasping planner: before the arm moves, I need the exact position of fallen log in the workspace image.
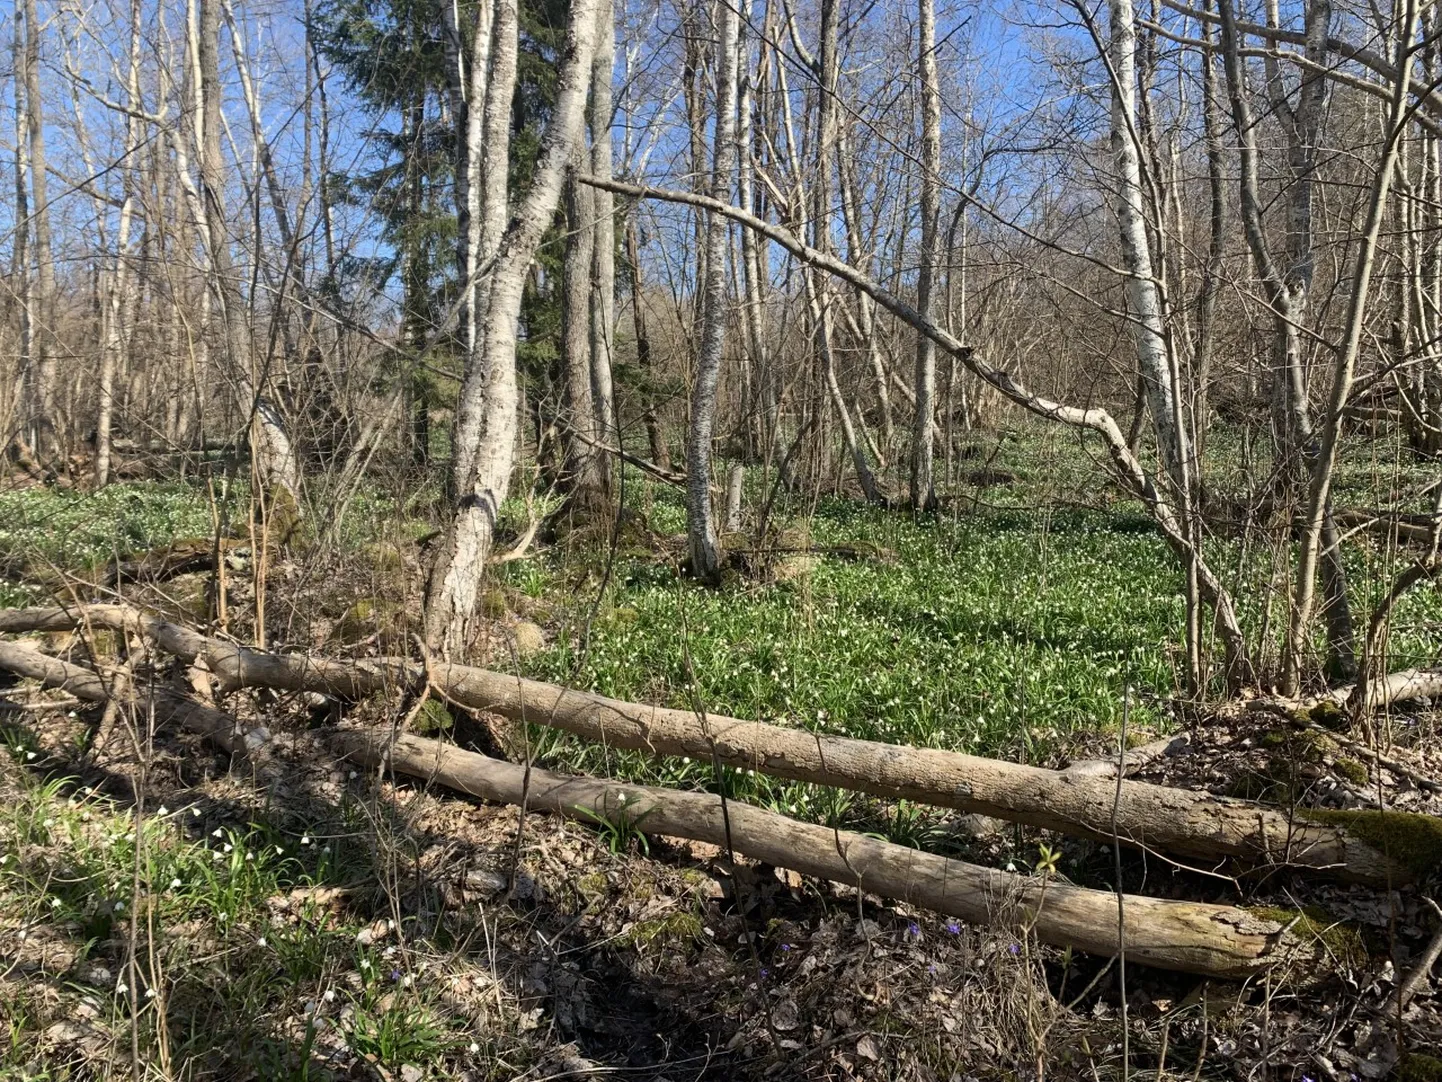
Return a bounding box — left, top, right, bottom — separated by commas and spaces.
0, 636, 1316, 979
0, 639, 265, 757
2, 604, 1439, 886
336, 729, 1311, 979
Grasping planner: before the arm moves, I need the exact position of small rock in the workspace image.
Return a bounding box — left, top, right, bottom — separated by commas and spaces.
400, 1066, 424, 1082
856, 1035, 881, 1061
463, 869, 509, 897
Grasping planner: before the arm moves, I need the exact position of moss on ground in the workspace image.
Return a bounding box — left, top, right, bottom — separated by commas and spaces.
1334, 758, 1370, 786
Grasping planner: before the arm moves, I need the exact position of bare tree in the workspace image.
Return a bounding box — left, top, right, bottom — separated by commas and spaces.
426, 0, 601, 653
685, 0, 740, 578
912, 0, 941, 511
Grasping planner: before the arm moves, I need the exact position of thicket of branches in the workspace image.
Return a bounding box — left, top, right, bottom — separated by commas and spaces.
3, 0, 1440, 698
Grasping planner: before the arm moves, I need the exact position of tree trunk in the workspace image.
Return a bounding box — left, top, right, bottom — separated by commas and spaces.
1285, 0, 1417, 696
561, 161, 610, 510
625, 215, 670, 469
194, 0, 301, 513
912, 0, 941, 511
589, 0, 617, 446
20, 0, 57, 461
686, 0, 740, 580
0, 632, 1316, 981
425, 0, 600, 654
96, 0, 146, 490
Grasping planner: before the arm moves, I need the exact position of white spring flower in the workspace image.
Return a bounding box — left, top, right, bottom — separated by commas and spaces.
156, 806, 168, 816
217, 912, 227, 922
169, 878, 182, 890
145, 988, 156, 1000
300, 836, 311, 846
223, 844, 233, 854
256, 937, 267, 947
211, 828, 223, 838
322, 989, 336, 1003
50, 897, 61, 908
115, 981, 128, 995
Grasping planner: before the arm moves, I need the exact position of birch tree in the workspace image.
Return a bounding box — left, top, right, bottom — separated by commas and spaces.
686, 0, 740, 579
425, 0, 601, 652
912, 0, 941, 511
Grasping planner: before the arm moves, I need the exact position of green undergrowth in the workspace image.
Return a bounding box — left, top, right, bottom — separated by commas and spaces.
0, 747, 532, 1080
508, 480, 1185, 814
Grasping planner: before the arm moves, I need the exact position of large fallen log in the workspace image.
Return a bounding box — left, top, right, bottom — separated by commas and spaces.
2, 604, 1439, 886
0, 637, 1315, 979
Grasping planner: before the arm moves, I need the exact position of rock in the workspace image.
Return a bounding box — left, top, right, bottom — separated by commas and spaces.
400, 1066, 424, 1082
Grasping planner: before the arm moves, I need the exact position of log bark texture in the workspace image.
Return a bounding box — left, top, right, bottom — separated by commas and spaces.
0, 604, 1432, 885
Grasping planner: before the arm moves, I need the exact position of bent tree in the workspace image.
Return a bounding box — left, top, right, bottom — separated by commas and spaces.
425, 0, 602, 655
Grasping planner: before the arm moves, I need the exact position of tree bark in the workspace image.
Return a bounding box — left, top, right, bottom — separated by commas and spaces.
194, 0, 301, 512
561, 160, 610, 510
589, 0, 617, 446
20, 0, 57, 461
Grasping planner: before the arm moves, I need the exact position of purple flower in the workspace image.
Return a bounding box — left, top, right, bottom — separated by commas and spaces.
759, 968, 769, 979
780, 943, 792, 952
945, 919, 961, 934
1008, 943, 1020, 956
927, 963, 938, 975
907, 921, 921, 938
389, 968, 401, 982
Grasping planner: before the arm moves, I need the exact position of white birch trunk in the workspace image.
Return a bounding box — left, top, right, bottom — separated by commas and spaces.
589, 0, 617, 444
912, 0, 941, 510
686, 0, 740, 578
426, 0, 601, 653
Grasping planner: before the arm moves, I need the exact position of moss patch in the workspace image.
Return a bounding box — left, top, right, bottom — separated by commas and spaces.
1398, 1054, 1442, 1082
1302, 808, 1442, 880
621, 910, 704, 950
1244, 905, 1368, 969
1334, 758, 1369, 786
1303, 698, 1348, 731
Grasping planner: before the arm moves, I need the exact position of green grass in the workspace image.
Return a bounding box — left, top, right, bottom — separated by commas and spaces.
0, 748, 515, 1080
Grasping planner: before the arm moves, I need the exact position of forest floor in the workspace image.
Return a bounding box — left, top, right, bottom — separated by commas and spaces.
3, 426, 1442, 1080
